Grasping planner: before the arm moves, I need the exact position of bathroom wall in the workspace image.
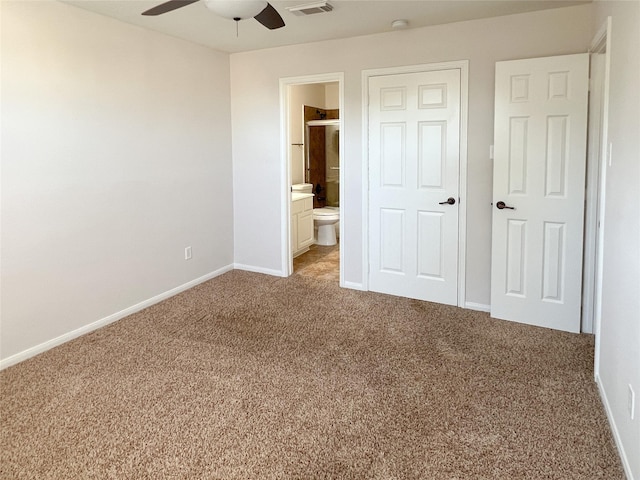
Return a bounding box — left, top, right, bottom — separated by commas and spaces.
1, 1, 233, 363
288, 83, 339, 185
325, 84, 339, 110
230, 4, 592, 299
288, 84, 325, 185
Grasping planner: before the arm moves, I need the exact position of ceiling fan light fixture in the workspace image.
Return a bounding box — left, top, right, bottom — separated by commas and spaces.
203, 0, 268, 20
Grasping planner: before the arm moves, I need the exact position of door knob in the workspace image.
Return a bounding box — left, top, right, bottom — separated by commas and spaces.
496, 201, 515, 210
439, 197, 456, 205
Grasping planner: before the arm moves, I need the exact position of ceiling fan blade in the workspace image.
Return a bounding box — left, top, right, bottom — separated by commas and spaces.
254, 3, 285, 30
142, 0, 199, 16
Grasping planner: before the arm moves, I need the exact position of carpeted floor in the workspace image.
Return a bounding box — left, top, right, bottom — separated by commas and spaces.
0, 270, 624, 479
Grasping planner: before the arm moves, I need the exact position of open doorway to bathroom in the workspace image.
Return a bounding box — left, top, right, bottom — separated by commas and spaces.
280, 74, 343, 284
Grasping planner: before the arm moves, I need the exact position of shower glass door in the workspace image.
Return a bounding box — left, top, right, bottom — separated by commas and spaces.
306, 118, 340, 209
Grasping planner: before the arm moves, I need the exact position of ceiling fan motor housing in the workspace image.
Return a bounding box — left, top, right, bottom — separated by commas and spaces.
203, 0, 268, 20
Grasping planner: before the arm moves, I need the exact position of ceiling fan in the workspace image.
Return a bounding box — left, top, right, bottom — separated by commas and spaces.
142, 0, 285, 30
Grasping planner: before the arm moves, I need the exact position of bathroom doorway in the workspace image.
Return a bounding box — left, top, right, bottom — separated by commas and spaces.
280, 73, 344, 284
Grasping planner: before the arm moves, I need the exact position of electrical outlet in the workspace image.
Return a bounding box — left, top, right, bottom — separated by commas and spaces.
184, 246, 192, 260
629, 384, 635, 420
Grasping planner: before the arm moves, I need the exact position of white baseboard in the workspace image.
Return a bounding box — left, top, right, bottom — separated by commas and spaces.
465, 302, 491, 312
595, 373, 635, 480
233, 263, 285, 277
342, 280, 366, 291
0, 264, 234, 371
293, 247, 310, 258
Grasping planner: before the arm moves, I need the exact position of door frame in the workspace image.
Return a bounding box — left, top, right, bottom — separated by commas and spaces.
279, 72, 345, 284
586, 18, 612, 373
361, 61, 469, 307
583, 18, 612, 335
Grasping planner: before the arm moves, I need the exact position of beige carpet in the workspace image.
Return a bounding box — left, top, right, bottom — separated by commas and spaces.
0, 270, 623, 479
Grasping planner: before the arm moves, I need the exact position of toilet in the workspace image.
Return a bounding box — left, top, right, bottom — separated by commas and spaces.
313, 207, 340, 246
292, 183, 340, 246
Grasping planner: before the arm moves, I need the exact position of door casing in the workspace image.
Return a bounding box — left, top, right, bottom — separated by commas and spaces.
362, 61, 469, 307
588, 17, 612, 373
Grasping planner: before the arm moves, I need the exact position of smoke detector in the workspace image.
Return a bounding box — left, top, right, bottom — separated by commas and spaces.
286, 1, 333, 16
391, 19, 409, 30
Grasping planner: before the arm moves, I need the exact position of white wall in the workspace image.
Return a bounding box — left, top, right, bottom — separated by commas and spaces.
592, 2, 640, 478
1, 1, 233, 363
230, 5, 592, 302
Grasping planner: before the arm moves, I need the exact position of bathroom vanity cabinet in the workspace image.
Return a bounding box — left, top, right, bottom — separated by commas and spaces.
292, 193, 314, 257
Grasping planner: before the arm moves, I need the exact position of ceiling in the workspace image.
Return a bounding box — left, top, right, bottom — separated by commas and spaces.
64, 0, 589, 54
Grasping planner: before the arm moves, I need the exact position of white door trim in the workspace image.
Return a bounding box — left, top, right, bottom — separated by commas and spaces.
583, 21, 612, 335
361, 60, 469, 307
587, 17, 612, 377
279, 72, 345, 284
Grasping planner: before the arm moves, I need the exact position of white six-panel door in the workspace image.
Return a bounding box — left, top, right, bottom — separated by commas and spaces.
491, 54, 589, 332
368, 69, 461, 305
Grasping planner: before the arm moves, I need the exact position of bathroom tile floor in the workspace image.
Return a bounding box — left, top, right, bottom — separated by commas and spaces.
293, 243, 339, 282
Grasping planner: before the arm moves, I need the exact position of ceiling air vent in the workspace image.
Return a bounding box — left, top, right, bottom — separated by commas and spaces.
286, 1, 334, 16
